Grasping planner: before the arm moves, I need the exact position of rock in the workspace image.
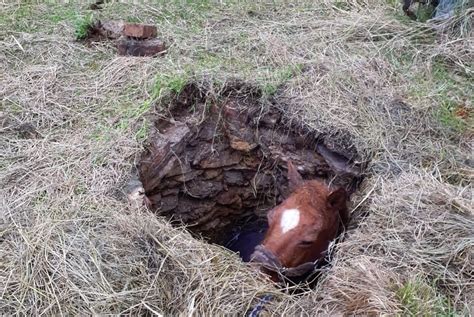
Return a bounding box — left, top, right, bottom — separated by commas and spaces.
216, 191, 242, 209
125, 179, 144, 203
223, 102, 258, 152
241, 154, 263, 169
229, 139, 258, 152
117, 38, 166, 57
253, 173, 273, 188
161, 188, 179, 196
166, 162, 192, 177
197, 121, 218, 141
198, 151, 242, 169
174, 198, 216, 222
316, 143, 360, 176
259, 111, 280, 127
203, 169, 222, 180
173, 170, 203, 182
224, 170, 245, 186
187, 180, 223, 199
92, 20, 124, 39
160, 195, 179, 212
145, 193, 161, 209
123, 23, 157, 39
139, 124, 191, 192
100, 21, 124, 38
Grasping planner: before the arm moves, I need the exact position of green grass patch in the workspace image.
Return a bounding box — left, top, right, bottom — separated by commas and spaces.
0, 5, 35, 32
391, 56, 472, 133
73, 12, 94, 40
436, 101, 468, 132
258, 64, 304, 97
150, 72, 190, 101
333, 1, 351, 11
87, 71, 196, 144
414, 4, 435, 22
1, 4, 85, 34
134, 121, 150, 142
125, 16, 142, 23
396, 278, 455, 316
89, 122, 113, 142
430, 62, 472, 132
45, 6, 79, 24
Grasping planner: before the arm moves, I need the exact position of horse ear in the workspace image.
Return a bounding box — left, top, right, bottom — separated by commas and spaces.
327, 187, 349, 226
327, 187, 347, 209
287, 160, 303, 191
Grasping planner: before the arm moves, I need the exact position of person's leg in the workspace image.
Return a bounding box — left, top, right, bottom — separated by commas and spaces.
434, 0, 457, 19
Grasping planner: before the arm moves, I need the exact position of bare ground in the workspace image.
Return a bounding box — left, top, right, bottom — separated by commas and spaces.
1, 1, 473, 316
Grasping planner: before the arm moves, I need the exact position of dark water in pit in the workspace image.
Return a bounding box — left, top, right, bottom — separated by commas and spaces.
223, 222, 268, 262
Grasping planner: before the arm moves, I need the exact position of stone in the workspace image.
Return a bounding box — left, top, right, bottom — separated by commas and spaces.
316, 143, 360, 176
95, 20, 124, 39
139, 124, 190, 192
166, 162, 192, 177
259, 111, 280, 127
173, 170, 203, 182
187, 180, 223, 199
117, 38, 166, 57
216, 191, 242, 209
197, 121, 217, 141
123, 23, 157, 39
223, 102, 258, 152
198, 151, 241, 169
160, 195, 178, 212
203, 169, 222, 180
161, 188, 179, 196
224, 170, 245, 186
253, 173, 273, 188
125, 179, 144, 203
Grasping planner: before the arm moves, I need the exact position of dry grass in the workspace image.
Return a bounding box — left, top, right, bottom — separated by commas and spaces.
1, 1, 473, 316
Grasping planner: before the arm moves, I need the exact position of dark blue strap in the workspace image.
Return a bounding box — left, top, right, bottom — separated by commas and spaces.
247, 294, 273, 317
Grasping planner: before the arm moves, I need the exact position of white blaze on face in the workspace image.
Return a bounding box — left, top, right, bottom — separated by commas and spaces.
280, 208, 300, 234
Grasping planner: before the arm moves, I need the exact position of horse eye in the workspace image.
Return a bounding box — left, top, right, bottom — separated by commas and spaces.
298, 240, 313, 247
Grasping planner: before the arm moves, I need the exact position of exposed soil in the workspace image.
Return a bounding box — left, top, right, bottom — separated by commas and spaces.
138, 83, 364, 244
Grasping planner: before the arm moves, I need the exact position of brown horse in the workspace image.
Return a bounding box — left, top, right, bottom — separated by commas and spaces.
250, 161, 349, 281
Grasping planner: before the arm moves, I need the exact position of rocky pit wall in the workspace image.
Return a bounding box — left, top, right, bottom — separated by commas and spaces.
138, 83, 364, 247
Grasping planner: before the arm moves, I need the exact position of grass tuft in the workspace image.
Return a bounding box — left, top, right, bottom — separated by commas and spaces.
73, 12, 94, 40
150, 72, 190, 100
397, 278, 455, 316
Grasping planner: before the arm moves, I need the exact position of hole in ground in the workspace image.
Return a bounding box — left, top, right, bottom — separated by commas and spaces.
138, 81, 364, 285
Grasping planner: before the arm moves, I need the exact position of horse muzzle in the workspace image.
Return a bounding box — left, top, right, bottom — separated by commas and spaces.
250, 244, 318, 279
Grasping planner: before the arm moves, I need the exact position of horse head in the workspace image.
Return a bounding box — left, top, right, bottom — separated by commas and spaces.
251, 160, 349, 281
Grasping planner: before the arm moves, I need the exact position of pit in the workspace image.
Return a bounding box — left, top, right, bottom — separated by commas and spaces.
138, 82, 363, 271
